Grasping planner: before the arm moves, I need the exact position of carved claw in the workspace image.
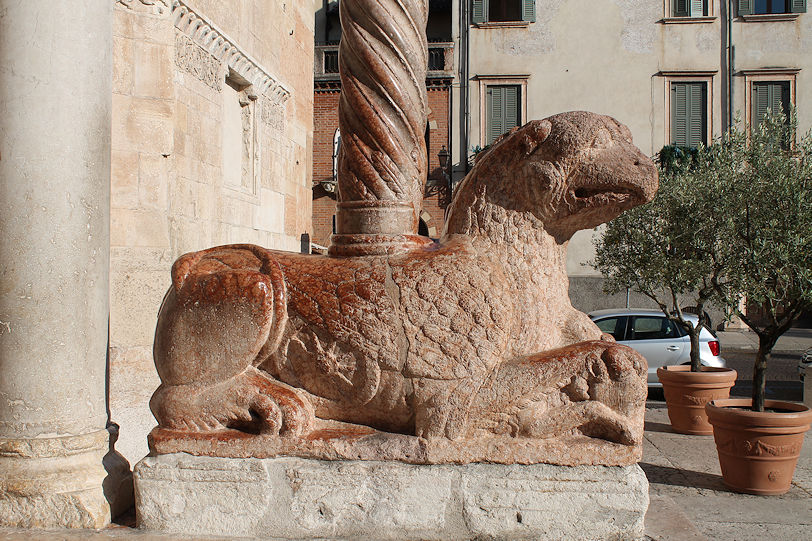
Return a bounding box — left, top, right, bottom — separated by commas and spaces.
518, 401, 639, 446
241, 367, 314, 436
151, 367, 314, 437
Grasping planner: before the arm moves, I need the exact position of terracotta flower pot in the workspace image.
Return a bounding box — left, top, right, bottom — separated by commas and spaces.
706, 398, 812, 495
656, 366, 737, 435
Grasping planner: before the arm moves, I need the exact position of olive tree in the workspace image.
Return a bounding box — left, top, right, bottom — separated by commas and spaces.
711, 111, 812, 411
594, 110, 812, 411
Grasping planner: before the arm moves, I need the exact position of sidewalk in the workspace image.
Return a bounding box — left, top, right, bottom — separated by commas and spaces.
643, 402, 812, 541
717, 328, 812, 353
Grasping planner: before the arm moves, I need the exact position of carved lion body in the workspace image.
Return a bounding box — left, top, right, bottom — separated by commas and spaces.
150, 112, 658, 458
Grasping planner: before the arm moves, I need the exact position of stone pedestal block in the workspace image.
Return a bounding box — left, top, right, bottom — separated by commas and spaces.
134, 454, 648, 540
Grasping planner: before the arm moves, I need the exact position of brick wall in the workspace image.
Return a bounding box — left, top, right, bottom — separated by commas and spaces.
312, 84, 451, 246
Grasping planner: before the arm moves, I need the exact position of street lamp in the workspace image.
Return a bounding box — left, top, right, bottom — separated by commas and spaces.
437, 145, 450, 173
425, 145, 452, 208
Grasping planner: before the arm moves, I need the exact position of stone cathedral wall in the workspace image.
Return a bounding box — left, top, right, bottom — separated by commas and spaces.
109, 0, 314, 465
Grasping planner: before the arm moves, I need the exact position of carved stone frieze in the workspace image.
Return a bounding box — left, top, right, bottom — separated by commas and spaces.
120, 0, 292, 104
261, 97, 285, 131
175, 34, 221, 90
171, 1, 290, 105
116, 0, 171, 15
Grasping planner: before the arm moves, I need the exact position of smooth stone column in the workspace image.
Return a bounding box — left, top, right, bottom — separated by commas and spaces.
0, 0, 114, 528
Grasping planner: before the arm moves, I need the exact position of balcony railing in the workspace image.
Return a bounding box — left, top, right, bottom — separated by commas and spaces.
315, 42, 454, 80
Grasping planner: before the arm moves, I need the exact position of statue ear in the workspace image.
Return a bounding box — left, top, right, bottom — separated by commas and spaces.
520, 119, 552, 155
535, 119, 553, 142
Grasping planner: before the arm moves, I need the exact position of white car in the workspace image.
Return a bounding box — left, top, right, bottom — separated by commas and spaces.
587, 308, 726, 387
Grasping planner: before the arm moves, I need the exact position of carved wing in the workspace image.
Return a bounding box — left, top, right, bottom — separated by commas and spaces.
273, 252, 403, 371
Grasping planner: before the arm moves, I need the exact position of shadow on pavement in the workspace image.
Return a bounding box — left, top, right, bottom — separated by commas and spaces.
731, 380, 802, 402
640, 462, 726, 491
643, 420, 674, 433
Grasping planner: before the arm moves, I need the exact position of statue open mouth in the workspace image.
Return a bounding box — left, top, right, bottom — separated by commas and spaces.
567, 183, 646, 217
573, 186, 636, 202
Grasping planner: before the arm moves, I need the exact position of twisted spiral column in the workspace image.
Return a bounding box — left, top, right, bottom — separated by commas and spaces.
330, 0, 431, 256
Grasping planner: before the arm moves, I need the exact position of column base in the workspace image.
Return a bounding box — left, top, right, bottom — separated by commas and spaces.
0, 430, 112, 529
135, 453, 649, 540
328, 233, 436, 256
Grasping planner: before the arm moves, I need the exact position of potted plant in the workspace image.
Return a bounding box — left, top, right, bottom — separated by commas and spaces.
703, 110, 812, 495
593, 144, 737, 435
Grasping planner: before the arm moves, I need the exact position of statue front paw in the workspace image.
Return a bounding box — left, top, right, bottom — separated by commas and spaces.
150, 367, 314, 437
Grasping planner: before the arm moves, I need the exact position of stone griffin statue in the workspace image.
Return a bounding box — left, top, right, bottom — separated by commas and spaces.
149, 111, 658, 466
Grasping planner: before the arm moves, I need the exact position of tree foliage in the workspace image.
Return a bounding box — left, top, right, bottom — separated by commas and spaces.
594, 110, 812, 410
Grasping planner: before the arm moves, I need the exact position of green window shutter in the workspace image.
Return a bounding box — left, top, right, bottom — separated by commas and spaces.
738, 0, 753, 15
487, 85, 521, 145
673, 0, 690, 17
752, 83, 770, 129
753, 82, 790, 128
522, 0, 536, 22
768, 83, 784, 117
504, 85, 520, 132
671, 84, 688, 146
671, 82, 706, 147
779, 83, 791, 116
687, 83, 706, 146
691, 0, 705, 16
790, 0, 807, 13
487, 87, 503, 144
472, 0, 488, 24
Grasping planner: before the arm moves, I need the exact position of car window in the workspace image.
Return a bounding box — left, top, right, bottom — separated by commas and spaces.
594, 316, 627, 341
629, 316, 681, 340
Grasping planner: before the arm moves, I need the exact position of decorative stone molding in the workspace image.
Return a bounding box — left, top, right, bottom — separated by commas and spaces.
171, 1, 291, 105
261, 96, 285, 131
116, 0, 171, 15
0, 430, 112, 528
175, 34, 222, 91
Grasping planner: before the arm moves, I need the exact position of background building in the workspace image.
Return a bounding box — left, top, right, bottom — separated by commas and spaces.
312, 0, 810, 314
458, 0, 810, 312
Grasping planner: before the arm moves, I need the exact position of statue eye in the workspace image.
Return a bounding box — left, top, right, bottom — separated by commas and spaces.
592, 129, 612, 149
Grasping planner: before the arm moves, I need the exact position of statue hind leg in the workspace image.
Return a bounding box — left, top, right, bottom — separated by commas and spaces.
471, 341, 647, 446
150, 245, 314, 436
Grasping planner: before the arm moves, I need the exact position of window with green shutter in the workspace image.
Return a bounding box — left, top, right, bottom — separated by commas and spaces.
740, 0, 806, 14
752, 81, 791, 129
671, 82, 707, 147
486, 85, 521, 145
472, 0, 487, 24
673, 0, 707, 17
472, 0, 535, 24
